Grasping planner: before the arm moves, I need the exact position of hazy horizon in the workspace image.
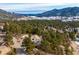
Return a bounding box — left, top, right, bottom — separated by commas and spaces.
1, 3, 79, 14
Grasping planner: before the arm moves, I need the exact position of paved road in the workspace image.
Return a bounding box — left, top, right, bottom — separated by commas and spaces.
16, 48, 28, 55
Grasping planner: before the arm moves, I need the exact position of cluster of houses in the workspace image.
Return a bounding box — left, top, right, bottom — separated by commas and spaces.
0, 22, 11, 55
15, 16, 79, 22
0, 22, 6, 45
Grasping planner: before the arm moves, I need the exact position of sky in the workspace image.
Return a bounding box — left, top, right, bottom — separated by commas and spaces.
0, 0, 79, 14
0, 0, 79, 4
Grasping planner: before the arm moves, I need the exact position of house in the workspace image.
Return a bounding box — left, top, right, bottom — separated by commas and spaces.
21, 34, 29, 39
0, 22, 5, 30
75, 28, 79, 33
31, 35, 42, 45
65, 28, 74, 32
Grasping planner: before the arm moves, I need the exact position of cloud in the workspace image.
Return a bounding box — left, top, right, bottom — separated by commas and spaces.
0, 3, 55, 11
0, 0, 79, 4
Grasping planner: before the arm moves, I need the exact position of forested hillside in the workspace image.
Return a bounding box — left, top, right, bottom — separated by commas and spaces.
3, 20, 78, 55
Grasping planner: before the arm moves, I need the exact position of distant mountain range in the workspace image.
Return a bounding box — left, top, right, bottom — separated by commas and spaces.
0, 9, 13, 20
1, 7, 79, 18
0, 9, 22, 20
21, 7, 79, 17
